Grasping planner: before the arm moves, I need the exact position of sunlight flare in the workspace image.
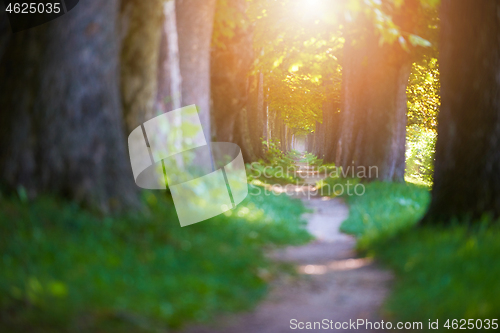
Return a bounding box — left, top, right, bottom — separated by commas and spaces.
296, 0, 325, 19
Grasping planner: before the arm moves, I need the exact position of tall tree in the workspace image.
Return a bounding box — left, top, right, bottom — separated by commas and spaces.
247, 72, 267, 157
157, 0, 183, 113
0, 5, 10, 61
320, 73, 341, 162
424, 0, 500, 223
176, 0, 217, 141
211, 0, 251, 142
310, 72, 340, 161
335, 0, 423, 181
335, 27, 412, 181
120, 0, 165, 132
210, 0, 261, 161
0, 0, 138, 211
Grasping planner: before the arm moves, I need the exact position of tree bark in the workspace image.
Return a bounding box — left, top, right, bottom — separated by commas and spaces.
267, 105, 278, 143
321, 74, 340, 163
335, 21, 412, 181
0, 3, 10, 62
211, 0, 254, 144
234, 106, 257, 162
423, 0, 500, 223
176, 0, 217, 142
282, 123, 289, 152
0, 0, 138, 211
246, 73, 266, 158
210, 0, 260, 162
317, 121, 327, 158
322, 106, 340, 163
157, 0, 183, 113
257, 72, 267, 144
307, 133, 314, 153
120, 0, 164, 132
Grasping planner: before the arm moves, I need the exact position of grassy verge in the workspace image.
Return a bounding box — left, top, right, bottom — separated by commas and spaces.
246, 162, 302, 185
340, 181, 430, 249
340, 181, 500, 329
0, 186, 312, 332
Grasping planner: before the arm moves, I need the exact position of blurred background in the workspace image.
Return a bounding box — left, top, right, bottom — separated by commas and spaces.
1, 0, 499, 332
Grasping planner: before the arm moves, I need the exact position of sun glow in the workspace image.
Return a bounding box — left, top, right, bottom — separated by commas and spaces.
296, 0, 325, 19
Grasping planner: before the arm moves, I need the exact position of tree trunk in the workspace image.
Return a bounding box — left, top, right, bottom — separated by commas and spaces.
313, 74, 335, 159
257, 73, 267, 144
287, 130, 293, 152
248, 71, 266, 154
120, 0, 164, 132
307, 133, 314, 153
157, 0, 183, 113
0, 5, 10, 62
0, 0, 138, 211
322, 74, 340, 163
336, 23, 411, 181
246, 74, 266, 158
315, 120, 326, 158
176, 0, 217, 142
211, 0, 254, 144
423, 0, 500, 223
267, 105, 278, 143
322, 105, 340, 163
282, 123, 288, 152
335, 0, 421, 181
234, 107, 256, 162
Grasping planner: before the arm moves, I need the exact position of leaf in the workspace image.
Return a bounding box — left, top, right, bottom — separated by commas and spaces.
409, 34, 432, 48
420, 0, 440, 8
399, 36, 410, 52
49, 281, 68, 298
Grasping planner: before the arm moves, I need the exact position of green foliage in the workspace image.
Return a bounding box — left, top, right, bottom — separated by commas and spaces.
405, 57, 439, 185
0, 188, 311, 332
316, 176, 361, 197
405, 125, 436, 185
216, 0, 438, 134
246, 163, 300, 185
340, 182, 430, 248
378, 223, 500, 326
407, 57, 440, 131
248, 0, 342, 131
286, 149, 302, 160
341, 182, 500, 328
298, 152, 323, 167
364, 0, 437, 49
212, 0, 249, 49
419, 0, 440, 9
262, 139, 295, 168
246, 140, 303, 185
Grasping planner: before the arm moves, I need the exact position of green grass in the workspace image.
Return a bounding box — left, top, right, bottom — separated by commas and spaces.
341, 181, 500, 329
378, 223, 500, 325
0, 186, 312, 332
316, 176, 362, 197
340, 181, 430, 249
246, 162, 302, 185
297, 152, 322, 166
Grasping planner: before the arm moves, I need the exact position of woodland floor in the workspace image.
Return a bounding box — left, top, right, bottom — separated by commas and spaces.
179, 163, 393, 333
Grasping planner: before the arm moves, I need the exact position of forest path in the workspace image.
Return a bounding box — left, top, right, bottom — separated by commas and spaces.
179, 163, 392, 333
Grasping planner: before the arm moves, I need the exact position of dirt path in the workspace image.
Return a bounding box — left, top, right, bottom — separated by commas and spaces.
180, 163, 392, 333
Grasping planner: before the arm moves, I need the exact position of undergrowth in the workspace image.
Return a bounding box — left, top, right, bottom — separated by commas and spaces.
340, 181, 500, 329
0, 186, 311, 332
247, 140, 302, 185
